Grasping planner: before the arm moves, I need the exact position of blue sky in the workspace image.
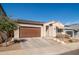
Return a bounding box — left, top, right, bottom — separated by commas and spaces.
2, 3, 79, 24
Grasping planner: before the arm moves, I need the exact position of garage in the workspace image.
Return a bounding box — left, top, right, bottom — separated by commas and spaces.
19, 26, 41, 38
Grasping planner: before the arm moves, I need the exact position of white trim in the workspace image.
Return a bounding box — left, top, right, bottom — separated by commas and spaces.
19, 24, 42, 27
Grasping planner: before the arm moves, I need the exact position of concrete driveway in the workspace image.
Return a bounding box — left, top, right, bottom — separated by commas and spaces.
0, 38, 79, 55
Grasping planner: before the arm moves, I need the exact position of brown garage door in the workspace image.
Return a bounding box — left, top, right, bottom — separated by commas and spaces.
19, 26, 41, 38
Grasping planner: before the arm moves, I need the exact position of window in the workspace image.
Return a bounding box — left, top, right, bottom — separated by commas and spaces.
49, 24, 52, 26
57, 29, 63, 32
56, 27, 63, 33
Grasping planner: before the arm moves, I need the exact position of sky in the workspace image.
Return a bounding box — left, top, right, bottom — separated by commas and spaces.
2, 3, 79, 25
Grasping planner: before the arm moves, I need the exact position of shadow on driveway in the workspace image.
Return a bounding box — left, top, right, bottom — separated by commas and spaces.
60, 49, 79, 55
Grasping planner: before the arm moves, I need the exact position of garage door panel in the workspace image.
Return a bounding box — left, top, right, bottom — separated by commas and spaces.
19, 27, 41, 38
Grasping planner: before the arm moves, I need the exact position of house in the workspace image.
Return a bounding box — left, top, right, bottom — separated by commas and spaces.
0, 4, 64, 39
14, 20, 64, 39
64, 24, 79, 39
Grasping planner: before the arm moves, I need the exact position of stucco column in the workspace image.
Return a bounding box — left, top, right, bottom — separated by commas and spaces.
49, 25, 53, 37
72, 31, 74, 38
43, 25, 46, 37
52, 24, 56, 37
14, 26, 19, 40
41, 26, 44, 38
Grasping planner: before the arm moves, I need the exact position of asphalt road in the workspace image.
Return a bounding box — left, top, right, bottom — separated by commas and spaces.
60, 49, 79, 55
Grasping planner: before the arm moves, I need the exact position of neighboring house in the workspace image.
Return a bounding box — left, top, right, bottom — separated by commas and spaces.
14, 20, 64, 39
64, 24, 79, 39
0, 4, 7, 16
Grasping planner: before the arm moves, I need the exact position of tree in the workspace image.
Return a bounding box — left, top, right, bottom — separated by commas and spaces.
0, 16, 17, 47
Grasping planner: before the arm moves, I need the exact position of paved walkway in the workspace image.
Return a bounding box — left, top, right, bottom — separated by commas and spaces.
0, 38, 79, 55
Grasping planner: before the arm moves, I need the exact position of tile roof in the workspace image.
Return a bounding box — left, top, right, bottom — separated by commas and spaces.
15, 19, 45, 26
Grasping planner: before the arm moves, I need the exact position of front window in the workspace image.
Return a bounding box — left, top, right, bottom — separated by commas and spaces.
56, 27, 63, 33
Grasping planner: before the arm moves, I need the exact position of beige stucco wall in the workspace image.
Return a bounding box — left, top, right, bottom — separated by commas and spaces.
43, 21, 64, 38
14, 26, 19, 40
